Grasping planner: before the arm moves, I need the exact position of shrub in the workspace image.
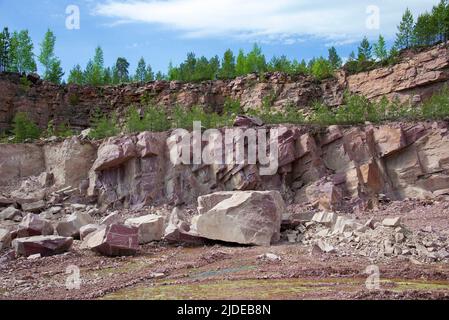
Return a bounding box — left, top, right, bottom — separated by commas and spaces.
45, 120, 74, 138
12, 112, 41, 142
89, 109, 120, 139
308, 102, 336, 125
421, 85, 449, 120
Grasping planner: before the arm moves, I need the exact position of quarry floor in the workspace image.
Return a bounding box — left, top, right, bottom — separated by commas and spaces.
1, 200, 449, 300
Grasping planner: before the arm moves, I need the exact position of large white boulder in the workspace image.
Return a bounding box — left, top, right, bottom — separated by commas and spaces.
192, 191, 286, 246
125, 214, 164, 244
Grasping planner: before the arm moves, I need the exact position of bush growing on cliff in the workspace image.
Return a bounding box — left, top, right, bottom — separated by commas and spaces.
125, 104, 170, 133
12, 112, 40, 142
89, 110, 119, 139
45, 120, 73, 138
421, 85, 449, 119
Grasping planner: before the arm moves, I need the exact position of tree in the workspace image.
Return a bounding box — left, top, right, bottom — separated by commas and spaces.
145, 64, 154, 82
269, 55, 293, 73
373, 35, 388, 61
395, 8, 415, 49
84, 47, 104, 85
414, 12, 437, 46
68, 64, 84, 84
432, 0, 449, 42
219, 49, 236, 79
103, 67, 113, 84
348, 51, 356, 62
115, 57, 130, 83
311, 57, 333, 80
358, 36, 373, 61
155, 71, 165, 81
12, 112, 40, 142
46, 59, 64, 84
0, 27, 11, 72
134, 57, 147, 83
235, 49, 246, 76
9, 30, 37, 74
328, 47, 342, 70
245, 44, 266, 74
38, 29, 63, 83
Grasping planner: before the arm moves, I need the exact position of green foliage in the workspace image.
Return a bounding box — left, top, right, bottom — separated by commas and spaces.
395, 8, 415, 49
45, 120, 73, 138
223, 98, 242, 116
421, 85, 449, 119
328, 47, 342, 70
219, 49, 236, 79
358, 36, 372, 61
373, 35, 388, 61
38, 29, 63, 84
0, 27, 11, 72
68, 64, 84, 85
68, 93, 80, 106
115, 57, 130, 83
19, 75, 31, 92
310, 57, 334, 80
9, 30, 36, 74
12, 112, 40, 142
125, 104, 170, 133
88, 109, 120, 139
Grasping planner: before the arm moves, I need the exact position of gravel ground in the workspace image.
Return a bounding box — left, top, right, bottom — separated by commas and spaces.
1, 199, 449, 300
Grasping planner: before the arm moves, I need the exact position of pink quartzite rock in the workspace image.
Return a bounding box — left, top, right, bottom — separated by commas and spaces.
12, 235, 73, 257
86, 224, 139, 257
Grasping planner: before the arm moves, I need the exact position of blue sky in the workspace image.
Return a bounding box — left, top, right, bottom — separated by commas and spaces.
0, 0, 440, 78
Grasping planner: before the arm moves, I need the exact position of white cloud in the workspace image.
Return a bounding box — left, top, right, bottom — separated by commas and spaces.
93, 0, 438, 44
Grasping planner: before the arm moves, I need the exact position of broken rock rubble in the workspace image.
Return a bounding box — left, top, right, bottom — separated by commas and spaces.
282, 211, 449, 263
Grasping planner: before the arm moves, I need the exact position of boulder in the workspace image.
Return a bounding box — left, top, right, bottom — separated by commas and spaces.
100, 211, 121, 226
80, 224, 102, 241
164, 208, 204, 245
22, 200, 46, 213
125, 214, 164, 244
193, 191, 285, 246
0, 206, 23, 221
12, 235, 73, 257
56, 212, 94, 238
0, 228, 11, 250
16, 213, 54, 238
382, 217, 402, 227
84, 224, 138, 256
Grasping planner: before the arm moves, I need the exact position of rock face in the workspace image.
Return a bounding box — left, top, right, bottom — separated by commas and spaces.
84, 224, 139, 256
192, 191, 286, 246
124, 214, 164, 244
12, 235, 73, 257
1, 43, 448, 132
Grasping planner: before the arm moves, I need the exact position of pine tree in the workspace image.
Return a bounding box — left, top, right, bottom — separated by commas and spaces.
38, 29, 63, 83
103, 67, 112, 84
115, 57, 130, 83
134, 57, 147, 83
68, 64, 84, 84
348, 51, 356, 62
432, 0, 449, 42
245, 44, 266, 74
358, 37, 373, 61
145, 64, 154, 82
47, 59, 64, 84
395, 8, 415, 49
414, 12, 437, 46
219, 49, 236, 79
373, 35, 388, 61
328, 47, 342, 70
235, 49, 246, 76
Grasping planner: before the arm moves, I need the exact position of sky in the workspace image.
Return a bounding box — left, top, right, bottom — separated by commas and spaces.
0, 0, 441, 78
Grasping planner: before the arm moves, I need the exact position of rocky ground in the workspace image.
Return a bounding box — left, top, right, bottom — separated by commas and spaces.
1, 198, 449, 301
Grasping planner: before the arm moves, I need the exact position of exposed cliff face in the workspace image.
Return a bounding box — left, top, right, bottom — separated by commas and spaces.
0, 43, 448, 133
2, 121, 449, 212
